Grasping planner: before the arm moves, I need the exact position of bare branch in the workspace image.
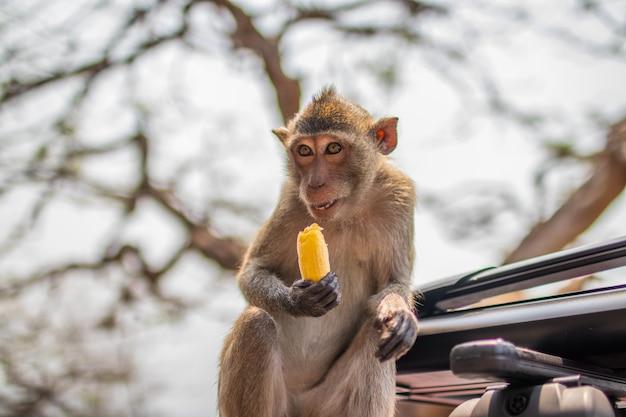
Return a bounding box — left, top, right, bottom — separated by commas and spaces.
201, 0, 301, 123
505, 116, 626, 263
145, 184, 245, 270
0, 15, 189, 107
0, 245, 137, 297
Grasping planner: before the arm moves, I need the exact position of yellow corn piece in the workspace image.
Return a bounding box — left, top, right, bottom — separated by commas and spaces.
297, 223, 330, 282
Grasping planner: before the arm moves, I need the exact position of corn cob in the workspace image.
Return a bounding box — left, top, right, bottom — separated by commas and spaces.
297, 223, 330, 282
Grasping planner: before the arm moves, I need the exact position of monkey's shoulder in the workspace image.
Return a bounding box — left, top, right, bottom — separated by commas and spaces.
372, 163, 415, 213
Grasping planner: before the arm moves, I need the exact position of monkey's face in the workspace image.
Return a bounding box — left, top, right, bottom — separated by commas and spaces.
274, 88, 400, 222
290, 135, 356, 221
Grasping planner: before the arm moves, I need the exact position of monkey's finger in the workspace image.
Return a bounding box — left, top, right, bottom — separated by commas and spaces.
375, 309, 401, 330
334, 289, 342, 305
323, 288, 341, 310
303, 284, 329, 296
322, 292, 340, 311
323, 298, 340, 311
390, 342, 411, 362
401, 325, 418, 352
293, 279, 313, 289
320, 272, 338, 285
390, 312, 410, 331
377, 315, 409, 361
383, 319, 417, 362
376, 314, 406, 355
318, 290, 338, 308
374, 315, 391, 332
382, 313, 407, 344
309, 307, 327, 318
308, 278, 338, 296
311, 275, 337, 289
379, 335, 406, 362
318, 274, 339, 291
394, 326, 418, 360
311, 285, 335, 303
323, 274, 339, 288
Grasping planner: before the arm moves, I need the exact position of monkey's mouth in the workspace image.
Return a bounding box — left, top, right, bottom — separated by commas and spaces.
311, 199, 339, 211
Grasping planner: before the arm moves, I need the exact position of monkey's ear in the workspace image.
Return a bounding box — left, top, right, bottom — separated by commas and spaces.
371, 117, 398, 155
272, 127, 290, 145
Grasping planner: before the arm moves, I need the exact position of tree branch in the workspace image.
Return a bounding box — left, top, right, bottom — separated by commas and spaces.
0, 16, 189, 107
144, 184, 245, 270
128, 127, 246, 270
204, 0, 300, 123
505, 117, 626, 263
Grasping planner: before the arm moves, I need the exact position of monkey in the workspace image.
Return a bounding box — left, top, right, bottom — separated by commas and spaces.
218, 87, 418, 417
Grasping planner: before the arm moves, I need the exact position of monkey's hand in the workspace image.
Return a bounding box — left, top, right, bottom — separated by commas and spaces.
288, 272, 341, 317
374, 307, 418, 362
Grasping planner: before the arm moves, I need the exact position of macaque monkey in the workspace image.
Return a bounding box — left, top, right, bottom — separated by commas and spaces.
219, 87, 417, 417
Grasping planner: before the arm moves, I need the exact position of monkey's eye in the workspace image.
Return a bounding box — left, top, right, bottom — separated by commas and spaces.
326, 142, 342, 155
297, 145, 313, 156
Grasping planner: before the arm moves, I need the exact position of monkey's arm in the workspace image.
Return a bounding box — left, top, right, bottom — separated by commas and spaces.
239, 259, 341, 317
368, 281, 414, 314
369, 191, 418, 362
238, 259, 293, 314
370, 280, 418, 362
238, 212, 340, 317
367, 188, 416, 317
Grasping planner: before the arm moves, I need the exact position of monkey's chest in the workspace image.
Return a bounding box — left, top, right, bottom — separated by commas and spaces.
277, 261, 373, 391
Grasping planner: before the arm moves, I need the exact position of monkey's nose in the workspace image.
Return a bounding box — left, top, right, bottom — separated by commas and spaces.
309, 181, 326, 189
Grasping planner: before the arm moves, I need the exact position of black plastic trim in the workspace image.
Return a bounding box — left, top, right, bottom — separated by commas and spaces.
418, 235, 626, 316
398, 287, 626, 373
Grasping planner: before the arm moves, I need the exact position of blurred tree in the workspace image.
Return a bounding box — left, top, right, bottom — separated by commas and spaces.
0, 0, 625, 415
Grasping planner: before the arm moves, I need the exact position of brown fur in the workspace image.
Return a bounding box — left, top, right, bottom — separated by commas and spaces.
219, 88, 417, 417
